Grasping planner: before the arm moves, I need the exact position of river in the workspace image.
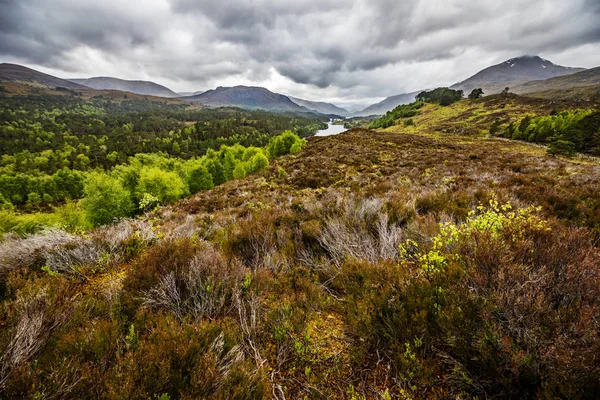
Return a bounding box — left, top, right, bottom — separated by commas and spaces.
315, 121, 347, 137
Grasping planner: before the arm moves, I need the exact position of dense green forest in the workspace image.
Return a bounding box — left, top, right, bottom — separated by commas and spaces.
415, 87, 464, 106
495, 109, 600, 155
0, 94, 322, 233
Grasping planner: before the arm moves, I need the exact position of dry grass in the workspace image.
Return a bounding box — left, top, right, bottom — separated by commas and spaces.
2, 95, 600, 398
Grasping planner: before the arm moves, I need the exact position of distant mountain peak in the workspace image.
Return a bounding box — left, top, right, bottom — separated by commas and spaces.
451, 55, 585, 94
181, 85, 317, 114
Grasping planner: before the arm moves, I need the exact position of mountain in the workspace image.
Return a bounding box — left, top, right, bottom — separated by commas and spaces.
288, 97, 350, 116
512, 66, 600, 95
451, 55, 585, 95
181, 86, 315, 113
0, 63, 87, 90
71, 77, 178, 97
177, 91, 204, 97
355, 91, 423, 116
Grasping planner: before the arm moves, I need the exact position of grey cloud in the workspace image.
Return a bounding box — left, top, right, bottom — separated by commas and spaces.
0, 0, 599, 103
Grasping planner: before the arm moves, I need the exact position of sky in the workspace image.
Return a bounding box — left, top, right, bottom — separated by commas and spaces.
1, 0, 599, 108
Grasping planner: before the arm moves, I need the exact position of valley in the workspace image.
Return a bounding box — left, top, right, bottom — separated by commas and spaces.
0, 54, 599, 399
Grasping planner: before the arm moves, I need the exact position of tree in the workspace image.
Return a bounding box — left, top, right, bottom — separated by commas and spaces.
468, 88, 484, 101
222, 150, 238, 182
136, 167, 186, 205
247, 152, 269, 173
547, 139, 576, 157
415, 88, 463, 106
188, 165, 214, 193
233, 162, 247, 179
204, 158, 225, 186
489, 120, 502, 136
267, 131, 306, 158
81, 173, 133, 226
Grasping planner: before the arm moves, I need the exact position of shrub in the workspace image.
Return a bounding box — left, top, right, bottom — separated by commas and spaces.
188, 165, 214, 193
141, 243, 244, 322
136, 167, 186, 206
81, 173, 133, 227
369, 102, 423, 129
1, 285, 71, 390
317, 197, 404, 267
203, 158, 226, 186
232, 163, 248, 180
547, 139, 576, 157
267, 131, 306, 159
246, 153, 269, 173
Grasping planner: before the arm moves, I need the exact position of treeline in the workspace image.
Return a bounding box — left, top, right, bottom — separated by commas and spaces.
0, 94, 326, 207
368, 88, 465, 130
416, 87, 463, 106
493, 109, 600, 156
1, 131, 306, 233
368, 102, 424, 129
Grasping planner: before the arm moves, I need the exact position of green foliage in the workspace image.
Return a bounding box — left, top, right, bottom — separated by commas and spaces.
547, 139, 576, 157
416, 87, 464, 106
489, 119, 502, 135
232, 162, 248, 179
267, 130, 306, 158
369, 102, 424, 129
501, 109, 600, 154
0, 209, 62, 235
136, 167, 186, 206
81, 172, 133, 226
0, 94, 324, 209
247, 152, 269, 173
188, 164, 214, 193
468, 88, 484, 100
2, 125, 600, 398
53, 201, 89, 232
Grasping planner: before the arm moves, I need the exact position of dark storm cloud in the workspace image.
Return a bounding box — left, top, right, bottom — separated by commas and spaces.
0, 0, 599, 102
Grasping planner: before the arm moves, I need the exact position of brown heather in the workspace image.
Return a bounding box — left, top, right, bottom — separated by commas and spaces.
1, 95, 600, 399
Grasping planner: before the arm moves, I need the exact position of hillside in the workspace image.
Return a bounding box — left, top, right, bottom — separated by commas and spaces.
181, 86, 315, 113
71, 77, 179, 98
512, 66, 600, 95
452, 55, 585, 94
0, 63, 87, 90
355, 90, 423, 116
3, 104, 600, 397
289, 96, 350, 116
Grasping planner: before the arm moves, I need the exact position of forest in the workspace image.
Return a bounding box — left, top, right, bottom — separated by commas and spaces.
0, 94, 322, 234
495, 109, 600, 155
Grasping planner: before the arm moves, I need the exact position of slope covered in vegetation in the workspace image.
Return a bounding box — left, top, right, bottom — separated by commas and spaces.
1, 93, 600, 400
0, 92, 323, 234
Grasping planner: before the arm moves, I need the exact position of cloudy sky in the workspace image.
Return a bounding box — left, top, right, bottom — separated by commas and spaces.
1, 0, 599, 108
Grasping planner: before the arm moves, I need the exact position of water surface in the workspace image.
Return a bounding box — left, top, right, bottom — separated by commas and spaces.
315, 122, 347, 137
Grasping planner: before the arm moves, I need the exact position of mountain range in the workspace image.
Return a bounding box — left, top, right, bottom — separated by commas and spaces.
70, 77, 179, 98
0, 63, 87, 90
288, 97, 350, 116
180, 86, 316, 114
1, 55, 598, 116
510, 66, 600, 95
353, 91, 423, 116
